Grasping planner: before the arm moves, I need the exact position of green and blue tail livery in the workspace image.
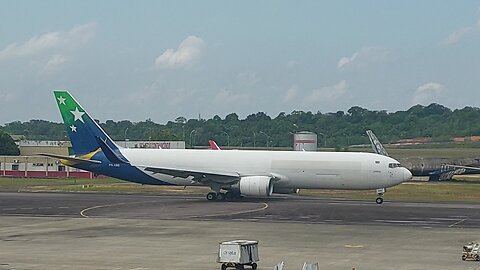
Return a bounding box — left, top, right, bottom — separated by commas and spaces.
54, 90, 123, 158
50, 90, 167, 185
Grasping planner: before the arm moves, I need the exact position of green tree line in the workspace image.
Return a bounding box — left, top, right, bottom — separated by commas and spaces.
2, 103, 480, 150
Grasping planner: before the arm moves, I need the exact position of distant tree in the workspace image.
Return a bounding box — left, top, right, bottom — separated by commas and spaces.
0, 130, 19, 155
225, 113, 239, 122
175, 116, 187, 124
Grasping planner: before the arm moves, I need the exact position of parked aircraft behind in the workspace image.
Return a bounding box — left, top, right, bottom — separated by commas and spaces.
41, 91, 412, 204
366, 130, 480, 181
209, 140, 221, 150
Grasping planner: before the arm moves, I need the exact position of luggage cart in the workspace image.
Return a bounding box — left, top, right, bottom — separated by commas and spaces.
462, 242, 480, 261
217, 240, 259, 270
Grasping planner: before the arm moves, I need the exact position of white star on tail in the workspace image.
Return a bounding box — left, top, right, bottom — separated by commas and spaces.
70, 107, 85, 123
57, 96, 66, 105
70, 125, 77, 132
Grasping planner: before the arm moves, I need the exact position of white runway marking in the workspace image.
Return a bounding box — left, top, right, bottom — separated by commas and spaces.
449, 218, 468, 228
373, 220, 441, 224
187, 203, 269, 218
80, 201, 151, 218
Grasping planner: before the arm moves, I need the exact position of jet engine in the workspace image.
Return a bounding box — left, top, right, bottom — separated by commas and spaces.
238, 176, 274, 197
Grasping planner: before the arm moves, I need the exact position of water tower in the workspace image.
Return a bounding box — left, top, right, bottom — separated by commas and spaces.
293, 131, 317, 151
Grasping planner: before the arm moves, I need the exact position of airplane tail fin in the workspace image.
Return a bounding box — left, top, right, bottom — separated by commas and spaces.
366, 130, 389, 156
209, 139, 221, 150
53, 90, 125, 159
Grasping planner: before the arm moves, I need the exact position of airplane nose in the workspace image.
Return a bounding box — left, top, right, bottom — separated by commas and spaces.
403, 168, 412, 182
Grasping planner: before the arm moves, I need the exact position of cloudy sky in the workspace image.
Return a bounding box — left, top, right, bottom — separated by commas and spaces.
1, 1, 480, 124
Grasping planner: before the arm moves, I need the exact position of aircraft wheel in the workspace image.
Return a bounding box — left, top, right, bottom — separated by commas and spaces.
475, 254, 479, 261
217, 193, 226, 201
462, 254, 467, 261
206, 192, 217, 201
251, 263, 257, 269
375, 197, 384, 204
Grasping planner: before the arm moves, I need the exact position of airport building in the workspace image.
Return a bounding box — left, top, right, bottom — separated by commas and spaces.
0, 155, 90, 178
1, 140, 185, 178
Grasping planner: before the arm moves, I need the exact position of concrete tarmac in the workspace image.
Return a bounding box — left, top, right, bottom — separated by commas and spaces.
1, 192, 480, 270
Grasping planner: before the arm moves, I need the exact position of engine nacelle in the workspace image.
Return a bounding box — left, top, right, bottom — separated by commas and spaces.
239, 176, 273, 197
273, 187, 300, 194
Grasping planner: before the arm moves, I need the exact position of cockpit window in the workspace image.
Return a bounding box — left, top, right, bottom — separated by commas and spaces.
389, 163, 402, 168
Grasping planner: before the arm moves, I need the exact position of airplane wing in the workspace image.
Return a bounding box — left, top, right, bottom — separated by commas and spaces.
443, 164, 480, 171
142, 166, 240, 184
428, 164, 480, 181
366, 130, 389, 156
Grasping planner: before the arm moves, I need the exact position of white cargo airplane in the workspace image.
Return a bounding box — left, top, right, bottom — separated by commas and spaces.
41, 91, 412, 204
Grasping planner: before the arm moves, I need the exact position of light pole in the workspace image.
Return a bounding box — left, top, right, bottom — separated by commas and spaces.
318, 132, 327, 148
124, 127, 129, 147
190, 129, 197, 148
252, 131, 256, 148
343, 133, 350, 147
222, 131, 230, 147
259, 131, 270, 148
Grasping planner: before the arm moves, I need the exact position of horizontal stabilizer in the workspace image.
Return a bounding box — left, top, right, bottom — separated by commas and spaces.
95, 136, 129, 164
37, 153, 102, 165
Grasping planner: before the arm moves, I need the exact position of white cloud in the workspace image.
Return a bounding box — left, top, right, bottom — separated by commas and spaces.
412, 82, 446, 105
337, 52, 359, 69
443, 26, 474, 45
283, 84, 298, 102
0, 23, 96, 61
306, 80, 348, 103
442, 19, 480, 46
337, 47, 388, 70
40, 54, 67, 75
155, 35, 205, 69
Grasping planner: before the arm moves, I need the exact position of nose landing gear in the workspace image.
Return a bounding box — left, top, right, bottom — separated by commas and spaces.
375, 188, 385, 204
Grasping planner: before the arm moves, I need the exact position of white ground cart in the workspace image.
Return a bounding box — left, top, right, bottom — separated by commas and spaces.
217, 240, 259, 270
462, 242, 480, 261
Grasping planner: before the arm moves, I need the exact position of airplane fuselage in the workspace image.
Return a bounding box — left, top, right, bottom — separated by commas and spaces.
110, 149, 410, 190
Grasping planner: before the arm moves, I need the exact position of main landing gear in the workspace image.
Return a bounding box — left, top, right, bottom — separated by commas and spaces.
375, 188, 385, 204
206, 191, 237, 201
206, 192, 217, 201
